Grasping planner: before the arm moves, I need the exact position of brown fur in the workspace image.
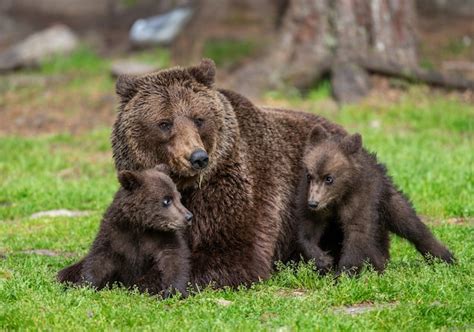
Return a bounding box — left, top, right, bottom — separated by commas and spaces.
57, 165, 192, 297
297, 126, 456, 275
58, 59, 347, 288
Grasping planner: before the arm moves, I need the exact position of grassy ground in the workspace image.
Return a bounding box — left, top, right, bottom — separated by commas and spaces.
0, 55, 473, 330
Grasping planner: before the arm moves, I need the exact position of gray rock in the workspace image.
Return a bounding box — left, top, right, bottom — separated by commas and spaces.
129, 7, 193, 46
18, 249, 76, 257
334, 302, 398, 315
30, 209, 90, 219
215, 299, 233, 307
110, 60, 158, 77
0, 24, 79, 72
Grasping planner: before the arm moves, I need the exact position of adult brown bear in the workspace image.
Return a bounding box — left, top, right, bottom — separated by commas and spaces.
58, 59, 345, 288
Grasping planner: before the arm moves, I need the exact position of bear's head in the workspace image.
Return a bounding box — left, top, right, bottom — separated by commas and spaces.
117, 164, 193, 231
112, 59, 236, 188
303, 125, 363, 211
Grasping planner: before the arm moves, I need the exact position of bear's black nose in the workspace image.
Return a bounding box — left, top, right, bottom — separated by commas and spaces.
308, 201, 319, 209
190, 149, 209, 170
185, 211, 193, 223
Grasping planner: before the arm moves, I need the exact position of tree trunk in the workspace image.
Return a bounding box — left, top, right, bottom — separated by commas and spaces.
230, 0, 419, 103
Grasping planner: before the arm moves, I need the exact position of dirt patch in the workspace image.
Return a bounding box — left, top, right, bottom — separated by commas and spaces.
0, 73, 116, 136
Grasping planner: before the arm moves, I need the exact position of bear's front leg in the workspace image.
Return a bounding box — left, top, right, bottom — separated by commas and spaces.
57, 259, 84, 284
133, 264, 164, 295
337, 209, 384, 276
154, 248, 190, 298
80, 252, 118, 289
298, 218, 333, 274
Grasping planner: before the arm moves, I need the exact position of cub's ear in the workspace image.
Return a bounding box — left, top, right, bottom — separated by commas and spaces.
188, 58, 216, 87
341, 133, 362, 155
118, 170, 142, 191
307, 125, 328, 146
154, 164, 171, 176
116, 75, 139, 103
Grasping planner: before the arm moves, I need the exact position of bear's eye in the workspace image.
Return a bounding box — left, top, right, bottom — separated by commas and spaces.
324, 176, 334, 185
306, 173, 312, 182
162, 196, 173, 207
194, 118, 205, 128
158, 121, 172, 131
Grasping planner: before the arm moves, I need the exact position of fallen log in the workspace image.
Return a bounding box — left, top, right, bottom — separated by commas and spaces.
362, 57, 474, 91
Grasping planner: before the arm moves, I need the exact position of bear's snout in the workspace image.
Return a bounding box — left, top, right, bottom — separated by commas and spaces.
308, 200, 319, 210
185, 211, 193, 223
189, 149, 209, 170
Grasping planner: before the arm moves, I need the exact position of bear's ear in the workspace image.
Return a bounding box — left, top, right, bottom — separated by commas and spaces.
116, 75, 140, 103
118, 170, 143, 191
188, 58, 216, 87
307, 125, 328, 146
154, 164, 170, 176
340, 133, 362, 155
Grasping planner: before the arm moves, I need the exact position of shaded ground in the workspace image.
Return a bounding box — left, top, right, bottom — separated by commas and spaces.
0, 73, 115, 136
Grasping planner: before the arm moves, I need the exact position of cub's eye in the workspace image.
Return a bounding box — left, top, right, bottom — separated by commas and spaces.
162, 196, 173, 207
306, 173, 312, 182
158, 121, 172, 131
194, 118, 204, 128
325, 176, 334, 185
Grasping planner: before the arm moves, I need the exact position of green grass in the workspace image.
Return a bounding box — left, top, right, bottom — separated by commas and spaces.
1, 86, 473, 330
38, 46, 110, 76
127, 47, 171, 68
203, 39, 258, 67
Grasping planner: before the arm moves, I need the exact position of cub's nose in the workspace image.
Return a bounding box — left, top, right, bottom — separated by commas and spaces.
308, 200, 319, 209
184, 211, 193, 223
189, 149, 209, 170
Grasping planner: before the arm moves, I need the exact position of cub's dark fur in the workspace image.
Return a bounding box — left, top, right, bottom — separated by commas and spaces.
57, 165, 192, 297
297, 126, 455, 275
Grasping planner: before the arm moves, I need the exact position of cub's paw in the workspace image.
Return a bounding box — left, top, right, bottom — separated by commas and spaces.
76, 271, 103, 289
336, 258, 364, 277
56, 262, 83, 284
314, 253, 334, 275
177, 287, 189, 298
161, 286, 189, 299
425, 248, 456, 265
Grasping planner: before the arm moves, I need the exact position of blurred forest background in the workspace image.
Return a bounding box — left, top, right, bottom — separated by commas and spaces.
0, 0, 473, 135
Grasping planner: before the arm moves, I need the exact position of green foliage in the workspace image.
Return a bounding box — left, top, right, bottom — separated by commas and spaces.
420, 58, 435, 70
307, 79, 332, 101
443, 39, 470, 56
265, 78, 333, 103
1, 88, 473, 330
39, 46, 109, 75
128, 47, 171, 68
203, 39, 257, 67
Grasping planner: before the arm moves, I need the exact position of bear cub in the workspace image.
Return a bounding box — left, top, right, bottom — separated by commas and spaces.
297, 126, 455, 275
60, 165, 192, 297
